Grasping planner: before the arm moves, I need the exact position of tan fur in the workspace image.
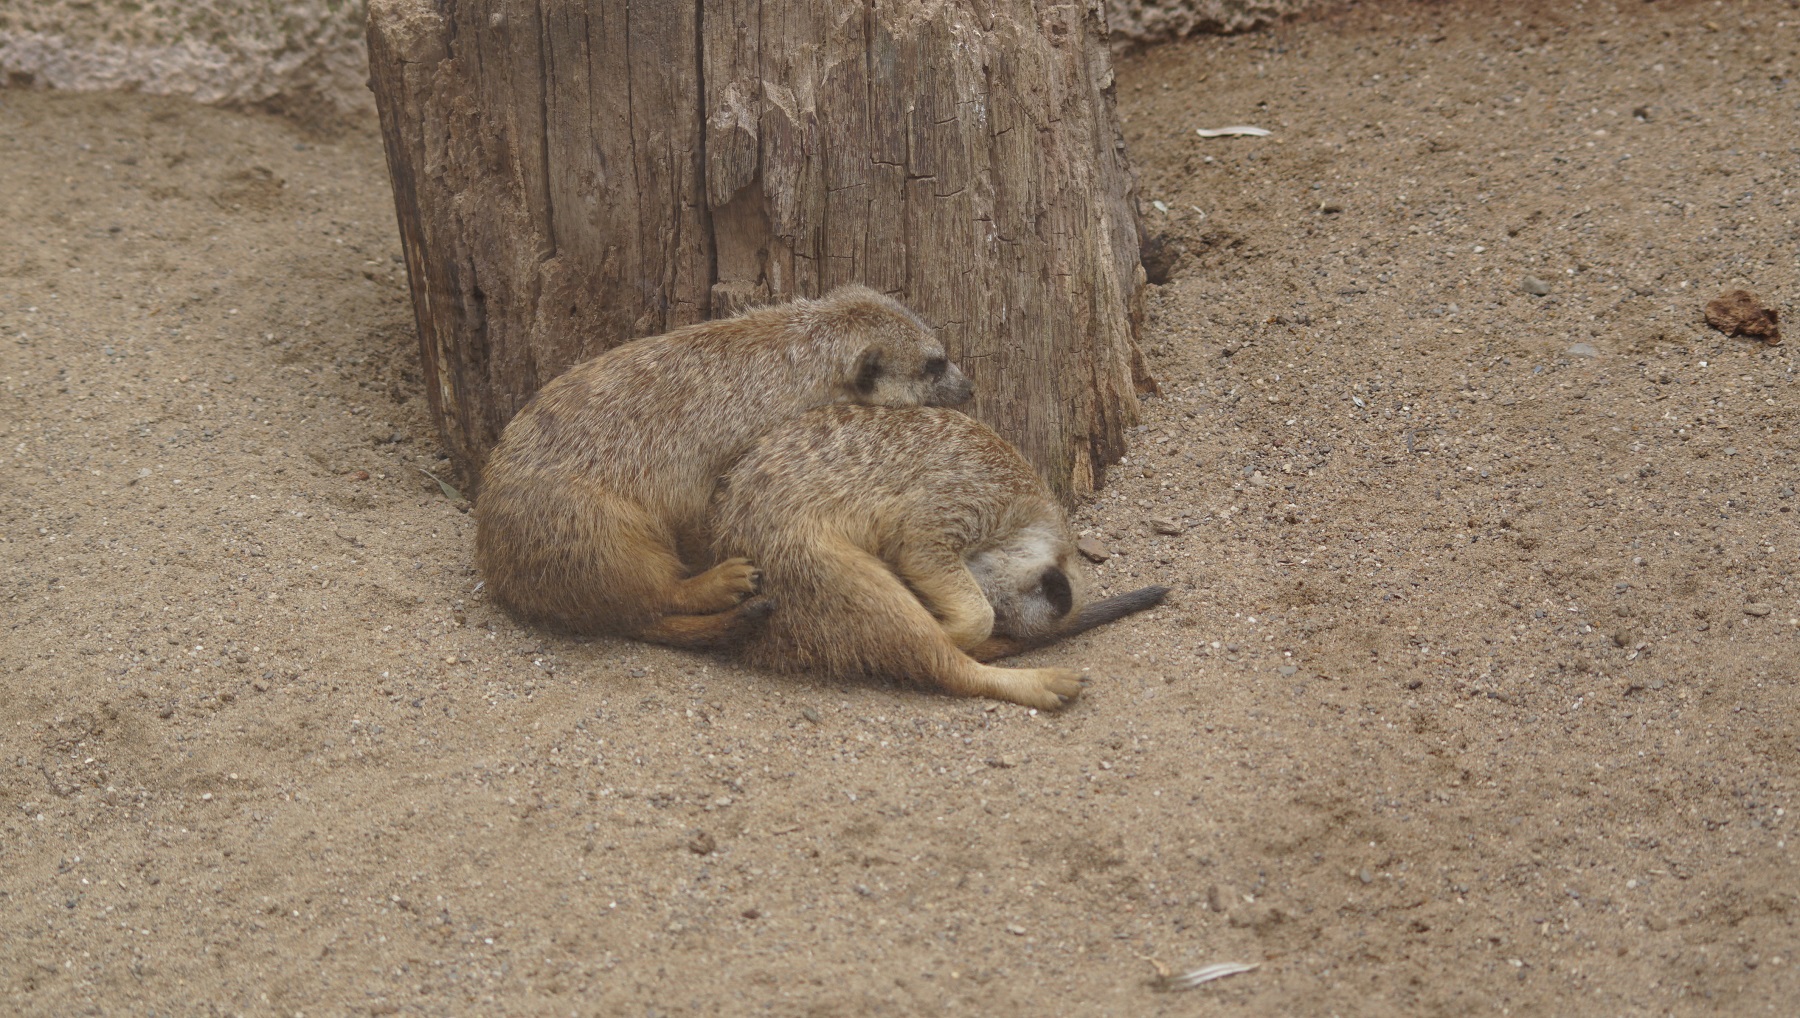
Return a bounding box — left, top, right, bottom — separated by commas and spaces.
709, 405, 1099, 709
475, 286, 973, 647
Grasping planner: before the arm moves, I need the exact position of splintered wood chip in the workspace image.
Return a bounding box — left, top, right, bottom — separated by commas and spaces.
1704, 289, 1780, 344
417, 466, 465, 501
1195, 125, 1271, 137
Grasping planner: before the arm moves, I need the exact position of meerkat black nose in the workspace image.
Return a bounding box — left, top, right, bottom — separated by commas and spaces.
931, 362, 975, 406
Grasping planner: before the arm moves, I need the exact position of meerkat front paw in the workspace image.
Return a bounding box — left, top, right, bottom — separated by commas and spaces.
671, 557, 763, 613
710, 557, 763, 597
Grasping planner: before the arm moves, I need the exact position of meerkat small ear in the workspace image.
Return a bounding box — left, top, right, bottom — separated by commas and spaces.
1041, 567, 1074, 618
854, 346, 882, 395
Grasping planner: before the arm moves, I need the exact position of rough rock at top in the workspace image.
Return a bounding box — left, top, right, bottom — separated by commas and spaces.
0, 1, 370, 130
1105, 0, 1316, 47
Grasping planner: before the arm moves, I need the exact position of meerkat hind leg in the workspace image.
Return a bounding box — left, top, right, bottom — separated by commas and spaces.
636, 596, 776, 650
828, 545, 1078, 709
951, 660, 1085, 710
606, 503, 760, 616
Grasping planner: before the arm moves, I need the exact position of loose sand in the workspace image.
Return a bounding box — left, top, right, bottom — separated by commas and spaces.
3, 1, 1796, 1013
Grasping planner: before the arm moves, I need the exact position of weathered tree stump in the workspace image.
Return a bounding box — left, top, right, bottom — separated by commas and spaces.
367, 0, 1152, 498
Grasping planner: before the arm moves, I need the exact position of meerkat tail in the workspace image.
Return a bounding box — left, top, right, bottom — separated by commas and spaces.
1065, 584, 1171, 633
965, 584, 1171, 662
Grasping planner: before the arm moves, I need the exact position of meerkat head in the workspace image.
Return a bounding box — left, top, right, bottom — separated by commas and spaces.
967, 525, 1090, 641
805, 285, 974, 407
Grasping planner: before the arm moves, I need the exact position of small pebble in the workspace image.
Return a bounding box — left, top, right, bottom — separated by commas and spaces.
1077, 537, 1113, 563
800, 706, 822, 724
1567, 342, 1598, 358
1358, 868, 1374, 884
1745, 603, 1773, 617
1207, 885, 1238, 912
1521, 276, 1551, 296
1277, 665, 1297, 677
686, 830, 716, 855
1149, 517, 1183, 536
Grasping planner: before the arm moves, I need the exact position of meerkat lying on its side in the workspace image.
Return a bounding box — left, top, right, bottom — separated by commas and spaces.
475, 286, 973, 649
710, 405, 1169, 709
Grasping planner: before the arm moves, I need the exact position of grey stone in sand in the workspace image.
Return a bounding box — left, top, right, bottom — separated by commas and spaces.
1522, 276, 1552, 296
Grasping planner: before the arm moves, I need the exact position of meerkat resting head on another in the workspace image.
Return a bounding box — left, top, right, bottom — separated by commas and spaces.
475, 285, 971, 648
710, 405, 1168, 710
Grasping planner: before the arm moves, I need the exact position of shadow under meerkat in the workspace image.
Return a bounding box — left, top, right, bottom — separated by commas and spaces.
710, 405, 1168, 710
475, 286, 973, 648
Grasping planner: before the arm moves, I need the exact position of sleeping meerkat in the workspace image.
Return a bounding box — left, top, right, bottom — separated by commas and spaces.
709, 404, 1169, 709
475, 286, 973, 648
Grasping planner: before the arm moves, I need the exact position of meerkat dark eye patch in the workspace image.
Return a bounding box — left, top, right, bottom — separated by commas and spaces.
854, 348, 882, 394
923, 355, 948, 379
1040, 567, 1073, 618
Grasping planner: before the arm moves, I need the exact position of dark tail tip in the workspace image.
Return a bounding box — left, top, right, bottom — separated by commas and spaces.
739, 595, 778, 623
1066, 584, 1171, 635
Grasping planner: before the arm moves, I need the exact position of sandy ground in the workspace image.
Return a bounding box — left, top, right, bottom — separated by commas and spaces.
3, 0, 1798, 1014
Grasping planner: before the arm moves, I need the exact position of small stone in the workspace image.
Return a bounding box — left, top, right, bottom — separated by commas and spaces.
1207, 884, 1238, 912
1277, 665, 1297, 677
1723, 446, 1738, 456
1521, 276, 1552, 296
1745, 603, 1773, 617
1005, 923, 1027, 936
1077, 537, 1112, 563
1248, 470, 1269, 487
741, 908, 761, 920
1567, 342, 1598, 358
1705, 289, 1781, 344
350, 470, 370, 481
1404, 678, 1423, 690
1149, 517, 1183, 536
1358, 868, 1374, 884
686, 830, 716, 855
800, 706, 822, 724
